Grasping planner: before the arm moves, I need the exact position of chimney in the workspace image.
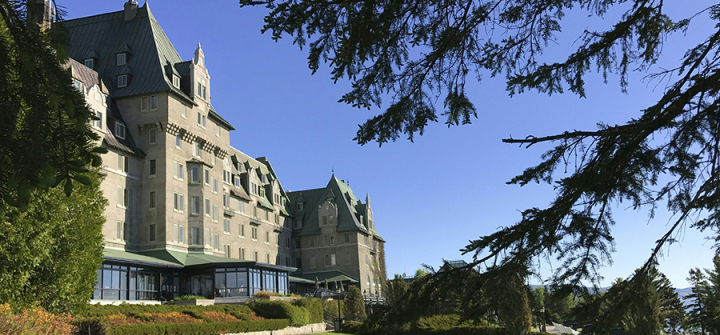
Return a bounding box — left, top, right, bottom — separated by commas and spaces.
27, 0, 52, 30
124, 0, 138, 21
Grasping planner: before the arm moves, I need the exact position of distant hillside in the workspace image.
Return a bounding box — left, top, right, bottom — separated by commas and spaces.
530, 285, 694, 298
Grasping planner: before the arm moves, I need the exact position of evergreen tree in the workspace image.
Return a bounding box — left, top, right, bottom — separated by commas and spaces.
649, 267, 685, 334
385, 274, 409, 308
488, 273, 532, 335
621, 276, 662, 335
0, 1, 105, 209
704, 255, 720, 334
344, 286, 367, 321
685, 268, 709, 335
242, 1, 720, 326
0, 170, 106, 313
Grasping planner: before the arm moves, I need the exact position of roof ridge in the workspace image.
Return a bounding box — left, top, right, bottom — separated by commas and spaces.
63, 10, 123, 24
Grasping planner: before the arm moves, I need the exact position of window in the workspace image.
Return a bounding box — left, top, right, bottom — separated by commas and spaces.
215, 124, 220, 137
193, 142, 202, 158
72, 79, 83, 91
172, 75, 180, 88
345, 233, 350, 243
117, 187, 130, 208
174, 161, 184, 180
253, 251, 258, 261
115, 122, 126, 139
322, 216, 328, 225
141, 96, 149, 111
223, 194, 229, 208
191, 166, 200, 183
211, 151, 216, 165
204, 169, 210, 185
265, 209, 269, 221
149, 191, 156, 209
310, 257, 316, 268
265, 231, 269, 243
191, 196, 200, 215
212, 205, 219, 222
297, 203, 304, 211
331, 254, 336, 266
118, 154, 128, 173
205, 198, 211, 216
149, 224, 156, 242
224, 245, 231, 258
116, 221, 126, 241
175, 135, 182, 149
205, 228, 211, 246
240, 201, 245, 213
93, 110, 103, 129
116, 53, 126, 66
251, 227, 257, 240
365, 254, 369, 265
151, 95, 158, 110
345, 254, 351, 265
240, 247, 245, 260
191, 227, 200, 245
223, 219, 230, 234
223, 170, 231, 184
213, 177, 218, 193
117, 75, 127, 87
148, 128, 157, 144
214, 234, 219, 251
265, 253, 270, 264
197, 112, 206, 128
239, 224, 245, 237
234, 176, 241, 188
330, 236, 335, 245
179, 226, 184, 244
84, 58, 94, 69
148, 160, 157, 177
253, 206, 257, 218
173, 193, 184, 212
286, 237, 290, 249
181, 104, 187, 118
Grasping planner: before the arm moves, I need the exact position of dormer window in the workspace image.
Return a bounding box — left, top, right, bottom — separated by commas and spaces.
72, 79, 83, 92
115, 122, 126, 139
196, 79, 207, 100
116, 53, 126, 66
172, 75, 180, 88
297, 203, 304, 211
117, 75, 127, 88
84, 59, 94, 69
261, 175, 267, 183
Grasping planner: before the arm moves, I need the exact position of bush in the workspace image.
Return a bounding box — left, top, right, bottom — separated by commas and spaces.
201, 311, 238, 322
0, 304, 76, 335
324, 299, 346, 320
173, 295, 208, 301
342, 320, 363, 334
248, 300, 309, 326
106, 318, 290, 335
77, 303, 253, 318
254, 291, 274, 299
73, 318, 108, 335
293, 297, 323, 324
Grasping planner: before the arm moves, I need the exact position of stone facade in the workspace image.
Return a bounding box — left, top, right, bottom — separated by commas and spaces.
64, 1, 385, 299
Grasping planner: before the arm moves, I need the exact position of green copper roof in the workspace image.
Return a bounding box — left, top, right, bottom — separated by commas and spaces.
257, 196, 275, 211
288, 176, 383, 239
64, 4, 192, 100
104, 248, 296, 271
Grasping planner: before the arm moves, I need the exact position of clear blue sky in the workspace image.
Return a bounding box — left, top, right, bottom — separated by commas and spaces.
62, 0, 718, 288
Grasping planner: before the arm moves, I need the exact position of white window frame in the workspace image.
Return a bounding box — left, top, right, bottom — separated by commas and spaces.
116, 221, 126, 241
205, 198, 211, 217
213, 177, 218, 193
191, 166, 200, 184
181, 104, 187, 118
172, 75, 180, 88
173, 192, 184, 212
179, 225, 184, 244
117, 74, 127, 88
141, 96, 149, 111
148, 128, 157, 144
191, 196, 201, 215
239, 223, 245, 237
118, 154, 128, 173
223, 219, 230, 234
93, 110, 103, 130
175, 135, 182, 149
215, 124, 220, 137
115, 122, 126, 139
212, 205, 219, 222
116, 53, 126, 66
84, 58, 94, 69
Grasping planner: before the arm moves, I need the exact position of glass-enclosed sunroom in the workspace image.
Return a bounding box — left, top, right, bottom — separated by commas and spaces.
93, 249, 295, 302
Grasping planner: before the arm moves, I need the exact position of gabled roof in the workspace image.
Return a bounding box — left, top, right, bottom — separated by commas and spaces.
65, 58, 109, 94
293, 270, 359, 283
288, 175, 383, 239
63, 4, 191, 100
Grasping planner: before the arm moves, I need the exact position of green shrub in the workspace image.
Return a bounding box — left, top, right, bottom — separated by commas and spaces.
248, 300, 309, 326
77, 303, 253, 318
342, 320, 363, 334
106, 319, 290, 335
324, 299, 346, 320
73, 318, 108, 335
173, 295, 208, 301
293, 297, 323, 324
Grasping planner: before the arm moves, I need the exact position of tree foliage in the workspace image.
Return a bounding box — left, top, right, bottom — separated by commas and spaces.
242, 0, 720, 330
685, 255, 720, 334
386, 274, 410, 308
344, 286, 367, 321
0, 170, 106, 313
0, 0, 105, 210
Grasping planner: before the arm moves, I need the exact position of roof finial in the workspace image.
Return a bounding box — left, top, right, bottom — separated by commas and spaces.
332, 167, 334, 176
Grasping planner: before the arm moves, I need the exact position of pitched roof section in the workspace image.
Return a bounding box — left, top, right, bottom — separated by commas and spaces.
288, 176, 383, 239
63, 4, 190, 100
65, 58, 109, 94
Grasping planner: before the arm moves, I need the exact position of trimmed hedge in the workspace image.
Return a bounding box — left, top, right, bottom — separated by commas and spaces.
107, 319, 290, 335
247, 300, 309, 326
292, 297, 323, 324
342, 320, 363, 334
364, 327, 552, 335
77, 303, 253, 318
